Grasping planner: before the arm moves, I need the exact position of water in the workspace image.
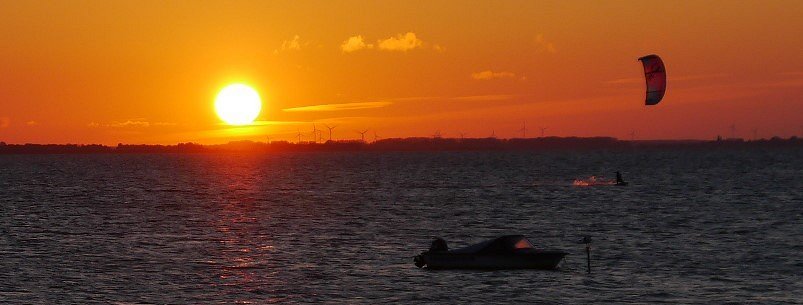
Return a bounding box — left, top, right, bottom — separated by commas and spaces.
1, 149, 801, 304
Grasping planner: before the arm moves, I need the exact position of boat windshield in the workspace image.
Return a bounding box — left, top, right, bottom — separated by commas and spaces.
450, 235, 536, 254
513, 238, 534, 250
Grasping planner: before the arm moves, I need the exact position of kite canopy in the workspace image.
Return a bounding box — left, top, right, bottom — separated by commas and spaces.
638, 54, 666, 105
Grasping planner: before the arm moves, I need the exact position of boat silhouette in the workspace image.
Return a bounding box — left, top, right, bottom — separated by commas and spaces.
414, 235, 567, 270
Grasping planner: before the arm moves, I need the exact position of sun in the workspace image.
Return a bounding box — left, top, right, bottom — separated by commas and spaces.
215, 84, 262, 125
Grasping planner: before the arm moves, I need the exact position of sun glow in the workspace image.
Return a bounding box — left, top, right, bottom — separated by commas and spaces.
215, 84, 262, 125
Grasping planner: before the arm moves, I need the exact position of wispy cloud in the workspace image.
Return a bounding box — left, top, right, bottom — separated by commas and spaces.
282, 94, 519, 114
313, 116, 372, 124
449, 94, 519, 101
283, 101, 393, 112
25, 121, 38, 126
535, 34, 556, 53
88, 119, 176, 128
377, 32, 423, 51
606, 73, 730, 84
341, 35, 373, 53
282, 35, 302, 50
274, 35, 309, 54
750, 78, 803, 89
605, 77, 644, 85
233, 120, 309, 126
342, 32, 437, 53
385, 94, 520, 102
384, 96, 440, 102
471, 70, 523, 80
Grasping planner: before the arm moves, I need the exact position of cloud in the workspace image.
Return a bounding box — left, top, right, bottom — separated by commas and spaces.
605, 77, 643, 85
606, 73, 729, 84
281, 94, 519, 114
283, 101, 393, 112
387, 94, 519, 102
449, 94, 518, 101
471, 70, 521, 80
242, 120, 309, 126
274, 35, 308, 54
283, 35, 302, 50
751, 78, 803, 89
25, 121, 38, 126
341, 35, 373, 53
535, 34, 556, 53
88, 119, 176, 128
112, 120, 151, 128
377, 32, 423, 51
110, 120, 150, 128
341, 32, 436, 53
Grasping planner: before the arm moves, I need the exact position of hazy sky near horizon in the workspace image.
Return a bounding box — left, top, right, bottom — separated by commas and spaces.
1, 0, 802, 144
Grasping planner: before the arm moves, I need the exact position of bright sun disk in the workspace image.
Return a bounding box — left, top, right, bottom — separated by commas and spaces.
215, 84, 262, 125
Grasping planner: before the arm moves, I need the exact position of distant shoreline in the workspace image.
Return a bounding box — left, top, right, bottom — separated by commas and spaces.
1, 136, 801, 154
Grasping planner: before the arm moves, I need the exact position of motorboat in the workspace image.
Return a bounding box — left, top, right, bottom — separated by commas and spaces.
414, 235, 567, 270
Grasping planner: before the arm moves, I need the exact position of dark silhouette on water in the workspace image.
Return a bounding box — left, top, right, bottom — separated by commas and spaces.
615, 171, 628, 186
414, 235, 567, 270
430, 238, 448, 252
415, 238, 450, 268
579, 236, 592, 273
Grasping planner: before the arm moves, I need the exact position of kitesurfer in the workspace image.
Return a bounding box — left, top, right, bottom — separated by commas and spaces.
638, 54, 666, 105
615, 171, 627, 186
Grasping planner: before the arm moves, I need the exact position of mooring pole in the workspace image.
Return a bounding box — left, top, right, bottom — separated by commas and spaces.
581, 236, 592, 274
586, 243, 591, 273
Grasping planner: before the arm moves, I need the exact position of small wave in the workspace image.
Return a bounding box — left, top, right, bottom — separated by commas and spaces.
572, 176, 616, 186
710, 276, 741, 283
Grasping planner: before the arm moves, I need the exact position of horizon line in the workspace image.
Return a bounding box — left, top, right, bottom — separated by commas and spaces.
1, 135, 800, 147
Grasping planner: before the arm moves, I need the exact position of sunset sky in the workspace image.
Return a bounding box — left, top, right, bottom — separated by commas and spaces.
1, 0, 802, 144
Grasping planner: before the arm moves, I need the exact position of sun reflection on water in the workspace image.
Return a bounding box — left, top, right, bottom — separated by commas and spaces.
206, 156, 287, 303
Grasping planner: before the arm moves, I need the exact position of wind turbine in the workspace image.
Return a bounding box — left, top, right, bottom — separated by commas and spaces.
296, 129, 303, 143
519, 121, 527, 138
357, 129, 368, 143
324, 124, 337, 141
432, 130, 442, 139
629, 130, 636, 141
373, 131, 380, 143
539, 127, 548, 138
311, 124, 319, 143
490, 129, 496, 139
458, 132, 467, 140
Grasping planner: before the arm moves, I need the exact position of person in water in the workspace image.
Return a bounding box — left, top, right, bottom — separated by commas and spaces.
615, 171, 627, 186
429, 238, 448, 252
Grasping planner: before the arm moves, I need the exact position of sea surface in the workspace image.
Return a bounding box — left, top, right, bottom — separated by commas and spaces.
1, 148, 802, 304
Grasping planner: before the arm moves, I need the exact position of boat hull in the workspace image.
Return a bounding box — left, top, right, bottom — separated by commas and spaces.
417, 251, 566, 270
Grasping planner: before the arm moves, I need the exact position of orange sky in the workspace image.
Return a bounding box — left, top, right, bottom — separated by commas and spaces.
1, 0, 802, 144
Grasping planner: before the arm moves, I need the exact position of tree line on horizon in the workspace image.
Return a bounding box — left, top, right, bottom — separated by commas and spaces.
1, 136, 801, 154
